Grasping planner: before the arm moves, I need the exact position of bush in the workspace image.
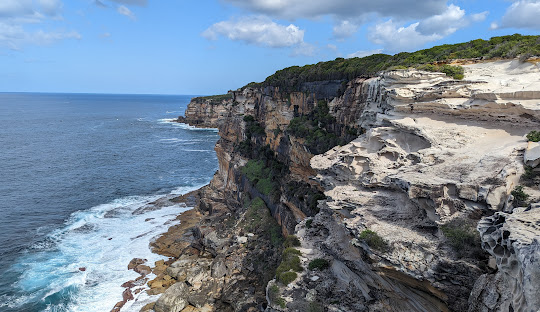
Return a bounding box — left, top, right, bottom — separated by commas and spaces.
277, 271, 297, 285
283, 235, 301, 248
358, 229, 388, 250
305, 219, 313, 228
441, 219, 485, 259
526, 131, 540, 142
308, 258, 329, 271
511, 185, 530, 207
276, 248, 302, 285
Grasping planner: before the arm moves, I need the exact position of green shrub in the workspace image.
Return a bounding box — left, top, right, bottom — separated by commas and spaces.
241, 160, 278, 196
283, 235, 301, 248
305, 219, 313, 228
277, 271, 298, 285
526, 131, 540, 142
418, 64, 464, 79
441, 219, 485, 259
358, 229, 388, 250
511, 185, 530, 206
276, 248, 302, 285
308, 258, 329, 271
276, 297, 286, 308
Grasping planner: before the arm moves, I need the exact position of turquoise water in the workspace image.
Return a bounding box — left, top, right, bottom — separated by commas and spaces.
0, 93, 219, 311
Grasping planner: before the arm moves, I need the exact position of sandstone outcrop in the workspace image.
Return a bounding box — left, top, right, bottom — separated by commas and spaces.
155, 59, 540, 312
471, 206, 540, 312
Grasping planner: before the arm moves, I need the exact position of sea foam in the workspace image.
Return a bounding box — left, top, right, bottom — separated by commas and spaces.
6, 186, 203, 312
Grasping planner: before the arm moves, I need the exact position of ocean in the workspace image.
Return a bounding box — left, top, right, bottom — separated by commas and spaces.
0, 93, 219, 311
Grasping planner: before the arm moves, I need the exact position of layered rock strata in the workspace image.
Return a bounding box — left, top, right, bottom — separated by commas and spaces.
148, 59, 540, 312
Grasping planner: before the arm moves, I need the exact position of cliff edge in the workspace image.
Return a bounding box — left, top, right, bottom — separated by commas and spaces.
150, 57, 540, 312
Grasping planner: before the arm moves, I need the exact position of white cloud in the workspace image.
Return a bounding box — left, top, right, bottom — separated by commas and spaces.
224, 0, 448, 20
346, 49, 383, 58
36, 0, 63, 16
369, 5, 488, 52
332, 20, 359, 39
202, 16, 304, 48
0, 21, 80, 50
495, 0, 540, 30
117, 5, 136, 20
292, 42, 316, 56
109, 0, 147, 6
0, 0, 79, 50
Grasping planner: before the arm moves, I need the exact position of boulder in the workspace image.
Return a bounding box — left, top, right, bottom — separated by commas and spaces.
524, 141, 540, 168
154, 282, 189, 312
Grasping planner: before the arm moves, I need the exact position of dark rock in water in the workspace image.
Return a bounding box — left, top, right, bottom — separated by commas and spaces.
122, 288, 134, 302
134, 264, 152, 276
121, 280, 135, 288
128, 258, 147, 270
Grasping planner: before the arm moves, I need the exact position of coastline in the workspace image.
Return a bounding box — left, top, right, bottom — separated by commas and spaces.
113, 188, 208, 312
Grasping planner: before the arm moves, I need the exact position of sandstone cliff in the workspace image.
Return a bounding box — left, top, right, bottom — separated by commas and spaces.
150, 59, 540, 312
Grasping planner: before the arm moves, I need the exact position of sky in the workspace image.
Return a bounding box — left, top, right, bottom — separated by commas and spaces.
0, 0, 539, 95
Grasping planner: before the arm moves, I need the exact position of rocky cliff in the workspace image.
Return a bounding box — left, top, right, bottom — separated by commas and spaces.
148, 59, 540, 312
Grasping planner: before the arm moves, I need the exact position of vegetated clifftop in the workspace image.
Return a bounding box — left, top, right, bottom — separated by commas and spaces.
153, 43, 540, 312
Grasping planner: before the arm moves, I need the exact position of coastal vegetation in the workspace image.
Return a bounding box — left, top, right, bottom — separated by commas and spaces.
191, 93, 232, 105
440, 219, 485, 259
308, 258, 330, 271
358, 229, 388, 251
511, 186, 530, 207
287, 100, 359, 155
526, 130, 540, 142
276, 247, 303, 285
244, 34, 540, 92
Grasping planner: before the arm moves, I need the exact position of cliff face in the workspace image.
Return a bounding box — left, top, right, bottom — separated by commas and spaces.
161, 59, 540, 312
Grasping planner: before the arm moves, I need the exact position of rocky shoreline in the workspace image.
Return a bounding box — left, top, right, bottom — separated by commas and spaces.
116, 58, 540, 312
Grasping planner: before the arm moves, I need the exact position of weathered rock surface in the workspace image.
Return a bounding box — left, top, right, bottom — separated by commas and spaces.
154, 282, 189, 312
472, 207, 540, 312
154, 59, 540, 312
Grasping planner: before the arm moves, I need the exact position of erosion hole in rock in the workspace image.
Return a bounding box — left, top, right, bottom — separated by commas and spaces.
386, 130, 432, 153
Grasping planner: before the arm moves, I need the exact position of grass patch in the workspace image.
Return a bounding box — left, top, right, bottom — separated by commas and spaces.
526, 130, 540, 142
511, 185, 530, 207
308, 258, 329, 271
359, 229, 388, 251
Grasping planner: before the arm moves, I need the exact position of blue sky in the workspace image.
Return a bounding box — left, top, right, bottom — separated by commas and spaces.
0, 0, 538, 95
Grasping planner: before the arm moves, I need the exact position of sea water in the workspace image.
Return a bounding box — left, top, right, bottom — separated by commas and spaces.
0, 93, 219, 311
